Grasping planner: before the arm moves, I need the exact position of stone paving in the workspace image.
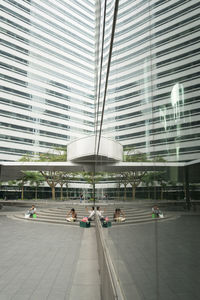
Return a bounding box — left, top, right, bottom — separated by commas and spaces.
0, 212, 100, 300
106, 214, 200, 300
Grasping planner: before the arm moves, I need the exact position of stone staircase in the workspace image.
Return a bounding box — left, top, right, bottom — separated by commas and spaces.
13, 205, 176, 226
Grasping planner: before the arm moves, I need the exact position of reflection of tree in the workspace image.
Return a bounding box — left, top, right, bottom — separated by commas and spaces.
147, 169, 177, 201
154, 171, 167, 200
81, 172, 103, 201
120, 149, 169, 201
121, 149, 148, 201
142, 172, 155, 199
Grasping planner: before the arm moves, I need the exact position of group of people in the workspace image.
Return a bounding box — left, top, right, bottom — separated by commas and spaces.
66, 206, 126, 223
24, 204, 126, 223
66, 206, 102, 222
24, 204, 165, 222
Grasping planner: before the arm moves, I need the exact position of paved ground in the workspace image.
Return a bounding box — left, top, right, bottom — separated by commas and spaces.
106, 214, 200, 300
1, 203, 200, 300
0, 213, 100, 300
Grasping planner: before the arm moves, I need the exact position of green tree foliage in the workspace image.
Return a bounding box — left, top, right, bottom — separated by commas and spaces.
10, 171, 44, 200
121, 149, 149, 200
154, 171, 168, 200
38, 147, 67, 162
28, 172, 44, 200
57, 172, 74, 201
19, 154, 33, 162
118, 172, 129, 201
123, 149, 148, 163
121, 149, 168, 201
19, 147, 68, 200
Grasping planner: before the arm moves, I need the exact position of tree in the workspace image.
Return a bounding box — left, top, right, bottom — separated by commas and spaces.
37, 147, 67, 200
11, 171, 41, 200
122, 151, 167, 201
57, 172, 74, 201
81, 172, 103, 202
19, 154, 33, 162
122, 149, 149, 201
38, 147, 67, 162
142, 172, 155, 199
19, 147, 74, 201
154, 171, 168, 200
40, 170, 61, 200
142, 156, 167, 200
28, 172, 44, 200
118, 172, 129, 201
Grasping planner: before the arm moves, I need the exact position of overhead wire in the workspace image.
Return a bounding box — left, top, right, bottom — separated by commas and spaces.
94, 0, 107, 154
96, 0, 119, 156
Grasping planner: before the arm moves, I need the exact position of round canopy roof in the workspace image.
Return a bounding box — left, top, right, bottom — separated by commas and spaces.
67, 135, 123, 162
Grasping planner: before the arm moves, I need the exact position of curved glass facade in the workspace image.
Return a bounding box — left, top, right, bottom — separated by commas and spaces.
101, 0, 200, 162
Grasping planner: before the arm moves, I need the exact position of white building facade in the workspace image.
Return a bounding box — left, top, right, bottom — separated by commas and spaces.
0, 0, 95, 161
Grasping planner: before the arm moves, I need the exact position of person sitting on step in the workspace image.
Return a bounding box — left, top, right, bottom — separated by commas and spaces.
96, 206, 106, 222
66, 208, 77, 222
25, 205, 36, 218
152, 205, 161, 218
113, 208, 125, 222
86, 206, 95, 221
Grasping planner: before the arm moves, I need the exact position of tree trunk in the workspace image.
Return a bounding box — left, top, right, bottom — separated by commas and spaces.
35, 186, 37, 200
51, 185, 56, 200
132, 186, 136, 201
117, 183, 120, 201
21, 185, 24, 201
161, 188, 163, 200
148, 187, 150, 199
124, 185, 127, 201
60, 185, 63, 201
93, 182, 95, 204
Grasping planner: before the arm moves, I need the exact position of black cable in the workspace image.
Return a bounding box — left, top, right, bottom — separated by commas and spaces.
96, 0, 119, 156
94, 0, 107, 153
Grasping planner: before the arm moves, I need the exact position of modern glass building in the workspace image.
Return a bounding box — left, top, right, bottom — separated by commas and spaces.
0, 0, 200, 163
101, 0, 200, 162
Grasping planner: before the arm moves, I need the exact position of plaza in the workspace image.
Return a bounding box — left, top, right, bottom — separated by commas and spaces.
0, 202, 200, 300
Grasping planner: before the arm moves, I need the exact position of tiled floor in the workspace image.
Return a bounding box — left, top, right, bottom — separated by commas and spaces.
107, 214, 200, 300
0, 215, 100, 300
